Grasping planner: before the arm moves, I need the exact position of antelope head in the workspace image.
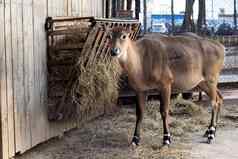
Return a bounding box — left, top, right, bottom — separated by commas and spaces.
107, 28, 131, 59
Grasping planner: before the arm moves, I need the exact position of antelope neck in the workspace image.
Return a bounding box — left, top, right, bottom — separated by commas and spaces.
118, 40, 141, 75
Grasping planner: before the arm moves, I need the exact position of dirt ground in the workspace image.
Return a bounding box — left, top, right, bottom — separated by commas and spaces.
16, 97, 238, 159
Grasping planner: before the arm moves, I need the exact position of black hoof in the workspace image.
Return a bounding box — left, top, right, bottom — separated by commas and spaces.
206, 126, 216, 144
207, 136, 214, 144
163, 134, 171, 146
131, 136, 140, 146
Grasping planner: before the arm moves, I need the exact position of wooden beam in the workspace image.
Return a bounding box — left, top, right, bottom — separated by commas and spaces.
0, 1, 9, 158
5, 0, 15, 157
135, 0, 140, 19
112, 0, 116, 17
127, 0, 132, 10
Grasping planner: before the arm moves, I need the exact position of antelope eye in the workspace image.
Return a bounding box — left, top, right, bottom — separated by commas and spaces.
121, 34, 127, 40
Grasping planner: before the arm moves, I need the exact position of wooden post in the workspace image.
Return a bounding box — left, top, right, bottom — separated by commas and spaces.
143, 0, 147, 32
121, 0, 125, 10
106, 0, 110, 18
116, 0, 120, 11
112, 0, 116, 17
135, 0, 140, 19
127, 0, 132, 10
0, 1, 9, 158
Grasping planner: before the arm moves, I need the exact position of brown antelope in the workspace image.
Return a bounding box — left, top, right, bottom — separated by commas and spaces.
107, 28, 224, 146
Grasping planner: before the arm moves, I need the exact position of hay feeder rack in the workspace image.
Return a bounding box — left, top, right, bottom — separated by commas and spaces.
45, 16, 141, 121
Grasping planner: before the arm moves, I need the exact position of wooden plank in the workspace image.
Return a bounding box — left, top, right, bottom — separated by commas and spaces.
67, 0, 72, 16
49, 29, 89, 35
79, 0, 83, 16
71, 0, 79, 16
99, 0, 103, 17
87, 29, 104, 65
54, 43, 85, 50
80, 0, 83, 16
22, 0, 35, 151
95, 30, 109, 58
0, 1, 9, 159
59, 0, 65, 16
4, 0, 15, 157
56, 0, 60, 16
47, 0, 53, 16
48, 0, 66, 17
11, 0, 25, 154
76, 25, 99, 66
82, 0, 88, 16
89, 0, 93, 16
92, 0, 96, 16
64, 0, 67, 15
47, 0, 65, 140
56, 0, 61, 16
31, 0, 48, 147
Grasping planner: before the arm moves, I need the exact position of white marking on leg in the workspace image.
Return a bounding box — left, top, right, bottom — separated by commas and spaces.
164, 140, 170, 145
132, 142, 137, 146
208, 134, 215, 139
209, 126, 216, 131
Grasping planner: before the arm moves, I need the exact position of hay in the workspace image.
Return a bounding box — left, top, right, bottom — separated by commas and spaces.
47, 22, 124, 121
171, 98, 205, 117
47, 20, 141, 121
69, 54, 122, 120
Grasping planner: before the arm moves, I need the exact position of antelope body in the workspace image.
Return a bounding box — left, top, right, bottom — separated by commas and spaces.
108, 30, 224, 146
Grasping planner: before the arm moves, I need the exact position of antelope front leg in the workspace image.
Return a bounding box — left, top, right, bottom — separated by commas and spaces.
207, 94, 222, 144
131, 91, 146, 146
160, 85, 172, 145
202, 88, 223, 143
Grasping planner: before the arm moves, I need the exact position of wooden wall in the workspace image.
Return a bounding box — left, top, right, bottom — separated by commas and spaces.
48, 0, 104, 17
0, 0, 105, 158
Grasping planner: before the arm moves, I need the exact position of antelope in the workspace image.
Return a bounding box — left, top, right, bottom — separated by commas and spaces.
107, 28, 224, 146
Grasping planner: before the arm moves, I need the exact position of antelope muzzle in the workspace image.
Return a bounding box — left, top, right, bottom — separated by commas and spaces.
111, 47, 121, 57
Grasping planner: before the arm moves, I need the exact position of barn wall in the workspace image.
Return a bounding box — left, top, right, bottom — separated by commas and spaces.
0, 0, 104, 158
48, 0, 105, 17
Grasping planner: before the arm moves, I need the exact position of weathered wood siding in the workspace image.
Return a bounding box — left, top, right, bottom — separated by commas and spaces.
48, 0, 105, 17
0, 0, 104, 158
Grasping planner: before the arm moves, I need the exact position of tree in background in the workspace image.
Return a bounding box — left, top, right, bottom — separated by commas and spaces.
171, 0, 175, 34
197, 0, 206, 33
181, 0, 195, 32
